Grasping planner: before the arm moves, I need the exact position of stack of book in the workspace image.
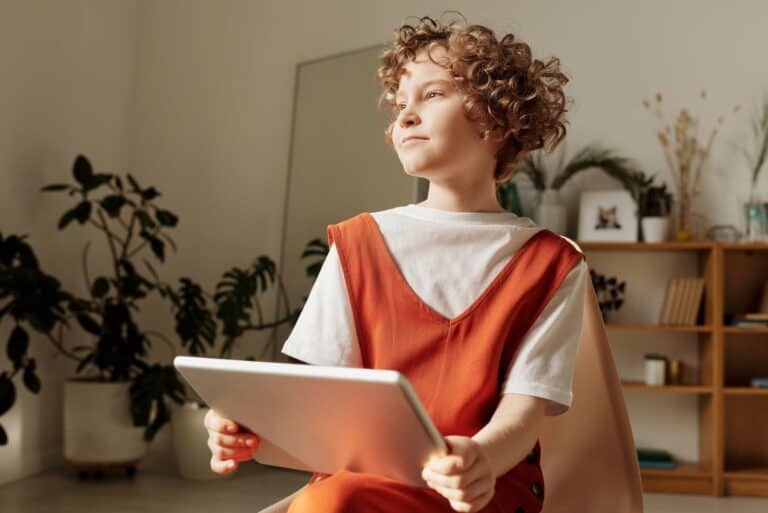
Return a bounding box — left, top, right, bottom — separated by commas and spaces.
659, 277, 705, 325
637, 448, 677, 469
728, 312, 768, 328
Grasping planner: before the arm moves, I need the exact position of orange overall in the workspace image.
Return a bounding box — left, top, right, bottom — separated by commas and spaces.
287, 212, 584, 513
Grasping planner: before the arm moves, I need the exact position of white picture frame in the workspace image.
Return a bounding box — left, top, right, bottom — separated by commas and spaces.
577, 190, 638, 242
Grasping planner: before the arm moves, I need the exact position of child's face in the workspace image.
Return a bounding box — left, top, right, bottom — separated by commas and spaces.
392, 46, 500, 186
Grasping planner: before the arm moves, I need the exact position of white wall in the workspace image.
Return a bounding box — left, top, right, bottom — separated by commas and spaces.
2, 0, 767, 484
0, 0, 137, 485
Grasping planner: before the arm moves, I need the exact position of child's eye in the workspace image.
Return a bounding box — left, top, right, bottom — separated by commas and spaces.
397, 91, 443, 111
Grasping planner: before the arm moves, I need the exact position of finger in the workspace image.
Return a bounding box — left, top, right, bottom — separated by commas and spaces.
428, 455, 465, 475
208, 438, 259, 461
210, 431, 261, 449
423, 462, 485, 490
210, 456, 238, 475
427, 475, 489, 505
205, 410, 240, 434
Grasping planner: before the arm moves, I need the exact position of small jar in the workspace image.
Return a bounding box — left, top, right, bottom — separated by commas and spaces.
644, 354, 667, 386
668, 359, 683, 385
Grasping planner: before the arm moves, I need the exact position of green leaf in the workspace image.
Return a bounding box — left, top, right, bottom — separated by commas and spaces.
7, 326, 29, 366
100, 195, 126, 218
72, 155, 94, 186
40, 184, 70, 192
57, 208, 79, 230
76, 314, 101, 335
155, 209, 178, 227
149, 236, 165, 262
136, 211, 156, 230
141, 187, 159, 201
91, 277, 109, 297
127, 174, 141, 194
0, 374, 16, 416
23, 368, 41, 394
74, 201, 92, 224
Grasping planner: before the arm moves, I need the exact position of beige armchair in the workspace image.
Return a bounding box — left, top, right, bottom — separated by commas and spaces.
539, 273, 644, 512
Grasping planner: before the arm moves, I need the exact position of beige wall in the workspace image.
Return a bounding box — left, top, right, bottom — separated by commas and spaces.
2, 0, 767, 485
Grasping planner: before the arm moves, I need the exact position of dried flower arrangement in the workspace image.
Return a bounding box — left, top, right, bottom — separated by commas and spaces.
642, 90, 740, 241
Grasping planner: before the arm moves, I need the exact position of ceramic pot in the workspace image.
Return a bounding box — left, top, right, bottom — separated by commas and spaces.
641, 217, 670, 243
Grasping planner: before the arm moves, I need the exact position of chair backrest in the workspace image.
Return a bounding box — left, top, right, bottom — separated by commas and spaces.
539, 276, 644, 513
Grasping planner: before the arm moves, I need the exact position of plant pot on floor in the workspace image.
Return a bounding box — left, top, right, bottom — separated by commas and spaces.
171, 402, 233, 480
64, 379, 147, 477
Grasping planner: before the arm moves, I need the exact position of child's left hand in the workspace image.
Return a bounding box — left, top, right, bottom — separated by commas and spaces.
421, 435, 496, 513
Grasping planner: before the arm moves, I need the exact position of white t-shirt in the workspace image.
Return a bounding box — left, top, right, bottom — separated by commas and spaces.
281, 203, 587, 416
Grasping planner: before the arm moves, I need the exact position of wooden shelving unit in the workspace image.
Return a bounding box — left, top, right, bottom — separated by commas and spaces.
578, 240, 768, 497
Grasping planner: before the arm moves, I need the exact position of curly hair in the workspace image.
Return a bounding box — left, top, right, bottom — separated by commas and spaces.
376, 13, 570, 185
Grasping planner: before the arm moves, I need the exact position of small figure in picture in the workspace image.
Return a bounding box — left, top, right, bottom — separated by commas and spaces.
595, 205, 622, 230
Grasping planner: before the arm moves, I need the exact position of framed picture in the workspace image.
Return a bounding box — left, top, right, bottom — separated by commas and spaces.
577, 190, 638, 242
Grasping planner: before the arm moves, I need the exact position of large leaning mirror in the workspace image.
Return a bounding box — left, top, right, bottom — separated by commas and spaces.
275, 44, 428, 357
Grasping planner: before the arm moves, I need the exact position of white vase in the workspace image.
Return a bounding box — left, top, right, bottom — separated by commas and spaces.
64, 379, 147, 465
171, 402, 233, 480
534, 188, 567, 235
641, 217, 670, 243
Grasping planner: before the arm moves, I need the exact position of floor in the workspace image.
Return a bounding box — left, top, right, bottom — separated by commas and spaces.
1, 463, 767, 513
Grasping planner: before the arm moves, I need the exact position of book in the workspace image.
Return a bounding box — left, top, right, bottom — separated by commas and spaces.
639, 460, 678, 469
659, 280, 675, 324
637, 448, 674, 462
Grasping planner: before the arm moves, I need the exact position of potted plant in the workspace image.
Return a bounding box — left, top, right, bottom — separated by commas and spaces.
736, 93, 768, 241
642, 90, 740, 241
0, 233, 70, 446
510, 142, 652, 236
35, 154, 190, 477
638, 182, 673, 242
161, 237, 329, 480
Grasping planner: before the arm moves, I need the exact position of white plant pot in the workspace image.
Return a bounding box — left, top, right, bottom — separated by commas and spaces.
534, 189, 567, 235
641, 217, 670, 243
64, 379, 147, 465
171, 402, 232, 480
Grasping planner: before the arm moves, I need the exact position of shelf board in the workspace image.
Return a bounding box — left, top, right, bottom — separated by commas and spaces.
622, 381, 713, 393
723, 326, 768, 334
724, 387, 768, 396
606, 323, 713, 333
724, 466, 768, 480
721, 242, 768, 251
640, 460, 712, 478
578, 241, 713, 251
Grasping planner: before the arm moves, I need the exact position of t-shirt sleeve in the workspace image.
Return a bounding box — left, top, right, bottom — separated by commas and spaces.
280, 243, 363, 367
500, 258, 587, 416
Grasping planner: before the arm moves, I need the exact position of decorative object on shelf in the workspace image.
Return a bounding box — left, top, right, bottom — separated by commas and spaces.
644, 353, 668, 386
578, 190, 639, 242
751, 377, 768, 388
735, 93, 768, 241
637, 448, 677, 469
659, 277, 705, 325
513, 142, 652, 236
589, 268, 626, 321
705, 224, 742, 242
667, 359, 683, 385
638, 183, 673, 242
642, 90, 741, 242
496, 180, 524, 216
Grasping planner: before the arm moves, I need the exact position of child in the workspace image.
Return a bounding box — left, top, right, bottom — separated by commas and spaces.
205, 13, 587, 513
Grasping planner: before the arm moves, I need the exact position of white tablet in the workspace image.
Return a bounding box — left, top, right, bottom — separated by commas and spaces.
173, 356, 448, 487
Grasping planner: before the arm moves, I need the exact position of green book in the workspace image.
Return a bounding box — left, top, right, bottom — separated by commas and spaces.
637, 448, 674, 463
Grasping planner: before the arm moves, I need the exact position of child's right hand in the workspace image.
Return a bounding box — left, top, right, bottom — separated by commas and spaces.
204, 408, 261, 474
